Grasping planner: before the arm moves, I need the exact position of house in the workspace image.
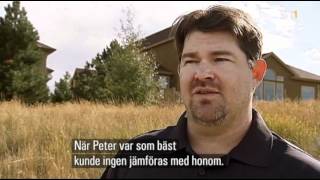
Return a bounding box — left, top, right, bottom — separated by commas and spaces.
71, 68, 96, 89
36, 42, 56, 79
3, 42, 55, 79
142, 27, 320, 101
0, 42, 55, 100
255, 52, 320, 101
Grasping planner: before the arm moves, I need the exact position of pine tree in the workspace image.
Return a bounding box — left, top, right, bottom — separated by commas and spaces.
51, 72, 73, 103
0, 1, 49, 104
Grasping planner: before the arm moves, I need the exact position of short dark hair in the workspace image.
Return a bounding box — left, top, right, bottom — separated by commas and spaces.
171, 5, 263, 68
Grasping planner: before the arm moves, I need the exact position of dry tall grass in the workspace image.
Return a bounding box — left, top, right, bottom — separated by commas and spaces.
0, 100, 319, 178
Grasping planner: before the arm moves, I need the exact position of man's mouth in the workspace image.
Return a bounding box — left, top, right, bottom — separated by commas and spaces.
192, 88, 220, 95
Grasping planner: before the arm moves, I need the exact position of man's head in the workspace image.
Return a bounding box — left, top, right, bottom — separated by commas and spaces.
172, 5, 267, 126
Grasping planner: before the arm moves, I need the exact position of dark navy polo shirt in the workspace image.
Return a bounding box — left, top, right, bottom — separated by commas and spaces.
101, 109, 320, 178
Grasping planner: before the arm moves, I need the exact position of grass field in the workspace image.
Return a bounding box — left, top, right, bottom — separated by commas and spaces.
0, 100, 319, 178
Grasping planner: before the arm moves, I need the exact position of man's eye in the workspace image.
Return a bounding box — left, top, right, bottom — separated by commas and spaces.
215, 58, 229, 62
184, 60, 197, 64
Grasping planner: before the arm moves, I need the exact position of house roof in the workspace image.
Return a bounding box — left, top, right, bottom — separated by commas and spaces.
142, 27, 173, 50
286, 65, 320, 81
262, 52, 297, 77
37, 42, 56, 54
46, 68, 54, 74
73, 68, 96, 77
263, 52, 320, 82
37, 42, 55, 74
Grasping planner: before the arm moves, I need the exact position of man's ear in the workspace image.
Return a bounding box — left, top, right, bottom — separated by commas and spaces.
252, 59, 267, 81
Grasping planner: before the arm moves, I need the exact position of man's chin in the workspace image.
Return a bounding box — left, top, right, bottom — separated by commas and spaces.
189, 100, 227, 126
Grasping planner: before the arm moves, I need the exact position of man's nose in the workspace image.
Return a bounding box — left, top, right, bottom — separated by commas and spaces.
194, 62, 215, 81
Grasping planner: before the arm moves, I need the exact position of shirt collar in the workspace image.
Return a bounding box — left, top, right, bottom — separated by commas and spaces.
173, 111, 197, 155
174, 111, 191, 151
173, 109, 274, 167
229, 109, 273, 167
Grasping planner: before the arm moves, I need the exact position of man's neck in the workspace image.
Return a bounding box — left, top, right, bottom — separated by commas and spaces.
187, 107, 252, 155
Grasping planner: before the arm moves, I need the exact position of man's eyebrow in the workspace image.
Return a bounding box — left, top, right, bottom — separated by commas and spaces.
181, 51, 237, 60
181, 52, 198, 60
209, 50, 236, 58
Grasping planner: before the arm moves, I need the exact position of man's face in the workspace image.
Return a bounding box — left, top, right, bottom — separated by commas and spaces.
179, 31, 255, 126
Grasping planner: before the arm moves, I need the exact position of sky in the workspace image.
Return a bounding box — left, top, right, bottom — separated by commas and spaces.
1, 1, 320, 92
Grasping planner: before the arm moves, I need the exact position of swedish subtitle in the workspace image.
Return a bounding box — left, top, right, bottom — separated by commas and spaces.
71, 139, 225, 168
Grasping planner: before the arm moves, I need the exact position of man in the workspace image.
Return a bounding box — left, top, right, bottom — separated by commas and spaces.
101, 5, 320, 178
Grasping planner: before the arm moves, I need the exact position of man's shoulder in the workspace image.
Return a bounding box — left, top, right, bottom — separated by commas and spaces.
271, 132, 320, 177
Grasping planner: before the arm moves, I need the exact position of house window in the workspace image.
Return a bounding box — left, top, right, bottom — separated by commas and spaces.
318, 85, 320, 99
262, 81, 284, 101
48, 74, 53, 80
265, 69, 276, 80
276, 83, 284, 100
158, 75, 170, 89
158, 75, 171, 99
301, 86, 315, 100
254, 68, 284, 101
255, 83, 263, 100
264, 81, 275, 100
